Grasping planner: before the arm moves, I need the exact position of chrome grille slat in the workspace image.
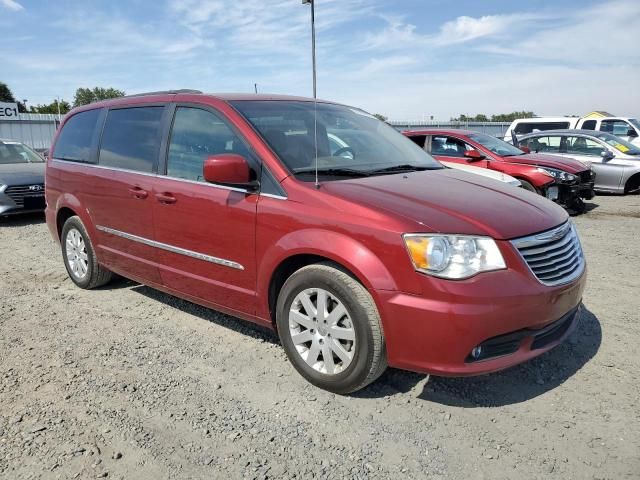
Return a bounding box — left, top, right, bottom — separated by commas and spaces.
5, 184, 44, 207
511, 222, 585, 286
517, 232, 575, 256
525, 243, 575, 268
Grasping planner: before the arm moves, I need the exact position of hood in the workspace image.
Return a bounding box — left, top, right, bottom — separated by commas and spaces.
0, 163, 45, 186
440, 161, 519, 185
322, 169, 567, 240
504, 153, 589, 173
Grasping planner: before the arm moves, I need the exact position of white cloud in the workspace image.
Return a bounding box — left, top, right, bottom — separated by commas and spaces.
433, 13, 539, 45
0, 0, 23, 12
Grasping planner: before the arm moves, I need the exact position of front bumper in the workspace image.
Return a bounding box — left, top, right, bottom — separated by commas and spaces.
374, 245, 586, 376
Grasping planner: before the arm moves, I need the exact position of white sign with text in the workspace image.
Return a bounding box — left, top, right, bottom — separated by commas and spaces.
0, 102, 20, 119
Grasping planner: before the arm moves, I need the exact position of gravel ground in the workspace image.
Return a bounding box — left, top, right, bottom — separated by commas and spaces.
1, 195, 639, 480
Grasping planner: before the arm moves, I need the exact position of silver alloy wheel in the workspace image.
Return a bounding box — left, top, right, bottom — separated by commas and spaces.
65, 228, 89, 280
288, 288, 356, 375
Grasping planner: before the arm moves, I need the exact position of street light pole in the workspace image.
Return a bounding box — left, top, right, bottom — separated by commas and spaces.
302, 0, 317, 98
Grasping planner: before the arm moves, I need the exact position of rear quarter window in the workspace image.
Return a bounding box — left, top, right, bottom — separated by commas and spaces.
53, 109, 102, 163
98, 107, 164, 173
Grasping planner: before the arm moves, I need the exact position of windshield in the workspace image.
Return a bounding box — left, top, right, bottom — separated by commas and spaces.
628, 118, 640, 130
467, 132, 525, 156
231, 100, 442, 179
594, 132, 640, 155
0, 141, 44, 164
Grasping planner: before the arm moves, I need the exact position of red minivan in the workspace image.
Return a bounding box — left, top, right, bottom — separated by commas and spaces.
46, 91, 586, 393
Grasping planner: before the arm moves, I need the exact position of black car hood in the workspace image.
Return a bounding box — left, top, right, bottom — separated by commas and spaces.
0, 163, 45, 186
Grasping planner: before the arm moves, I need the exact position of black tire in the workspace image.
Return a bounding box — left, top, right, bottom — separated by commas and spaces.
276, 262, 387, 394
61, 216, 113, 289
519, 179, 539, 194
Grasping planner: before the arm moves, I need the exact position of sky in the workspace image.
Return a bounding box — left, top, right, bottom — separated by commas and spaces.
1, 0, 639, 120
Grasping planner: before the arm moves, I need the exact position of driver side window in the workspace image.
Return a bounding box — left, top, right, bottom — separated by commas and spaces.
430, 136, 470, 157
167, 107, 251, 182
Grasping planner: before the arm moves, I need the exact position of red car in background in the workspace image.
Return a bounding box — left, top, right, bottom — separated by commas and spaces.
403, 129, 595, 212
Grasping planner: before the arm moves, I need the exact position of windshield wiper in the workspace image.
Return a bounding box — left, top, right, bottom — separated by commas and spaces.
366, 164, 435, 175
294, 167, 370, 177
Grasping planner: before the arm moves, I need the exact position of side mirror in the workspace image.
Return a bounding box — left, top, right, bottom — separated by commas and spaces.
203, 154, 259, 191
627, 128, 638, 138
464, 149, 485, 161
600, 150, 615, 161
519, 146, 531, 154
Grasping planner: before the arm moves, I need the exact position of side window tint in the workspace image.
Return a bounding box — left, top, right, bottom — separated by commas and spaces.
406, 135, 426, 148
53, 109, 101, 163
601, 120, 631, 136
167, 107, 251, 182
527, 136, 560, 153
566, 136, 604, 156
430, 136, 466, 157
582, 120, 596, 130
99, 107, 164, 173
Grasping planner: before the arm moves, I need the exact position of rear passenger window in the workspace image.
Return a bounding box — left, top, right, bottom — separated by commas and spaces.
527, 136, 561, 153
166, 107, 251, 182
582, 120, 597, 130
99, 107, 164, 173
514, 122, 571, 134
53, 109, 101, 163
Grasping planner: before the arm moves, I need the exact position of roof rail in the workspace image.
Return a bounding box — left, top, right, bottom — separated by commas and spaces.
123, 89, 203, 98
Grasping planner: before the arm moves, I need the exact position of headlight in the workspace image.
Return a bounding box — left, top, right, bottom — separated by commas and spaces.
536, 167, 577, 182
403, 234, 506, 279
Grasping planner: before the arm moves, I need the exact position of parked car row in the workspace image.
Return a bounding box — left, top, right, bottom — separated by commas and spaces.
513, 130, 640, 194
39, 91, 587, 393
504, 112, 640, 146
403, 129, 595, 212
0, 139, 46, 216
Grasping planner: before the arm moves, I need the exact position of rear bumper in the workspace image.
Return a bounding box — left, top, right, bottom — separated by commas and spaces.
375, 264, 586, 377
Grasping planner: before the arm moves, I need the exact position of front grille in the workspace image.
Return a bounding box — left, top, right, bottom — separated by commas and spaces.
511, 222, 585, 286
578, 170, 594, 183
5, 184, 45, 207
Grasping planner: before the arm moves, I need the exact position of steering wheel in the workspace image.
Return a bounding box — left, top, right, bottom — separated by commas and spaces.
333, 146, 356, 159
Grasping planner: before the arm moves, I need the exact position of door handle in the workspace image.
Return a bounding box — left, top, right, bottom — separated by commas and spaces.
155, 192, 177, 204
128, 187, 148, 199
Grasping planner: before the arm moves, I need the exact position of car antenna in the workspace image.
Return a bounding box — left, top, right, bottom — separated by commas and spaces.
304, 0, 320, 189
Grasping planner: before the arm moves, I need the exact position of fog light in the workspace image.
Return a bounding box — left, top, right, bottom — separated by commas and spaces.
471, 346, 483, 359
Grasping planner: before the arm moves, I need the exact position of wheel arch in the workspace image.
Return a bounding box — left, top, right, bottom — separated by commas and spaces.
624, 171, 640, 194
261, 229, 399, 327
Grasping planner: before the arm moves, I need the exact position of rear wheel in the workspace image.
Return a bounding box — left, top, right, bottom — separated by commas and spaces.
276, 263, 386, 394
61, 216, 112, 289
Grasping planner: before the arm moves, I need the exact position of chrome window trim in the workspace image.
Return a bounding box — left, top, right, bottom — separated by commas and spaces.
51, 159, 251, 193
260, 192, 288, 200
95, 225, 245, 270
511, 222, 585, 287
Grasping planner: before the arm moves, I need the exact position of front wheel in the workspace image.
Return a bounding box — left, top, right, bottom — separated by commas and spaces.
519, 179, 540, 194
61, 216, 113, 289
276, 263, 386, 394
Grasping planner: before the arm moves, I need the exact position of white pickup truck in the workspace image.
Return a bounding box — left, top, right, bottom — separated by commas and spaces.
504, 112, 640, 146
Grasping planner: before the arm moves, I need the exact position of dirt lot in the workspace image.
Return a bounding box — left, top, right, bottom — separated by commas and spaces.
1, 195, 639, 480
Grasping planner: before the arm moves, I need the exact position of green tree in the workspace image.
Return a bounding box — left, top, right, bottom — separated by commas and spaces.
29, 99, 71, 115
490, 111, 535, 122
0, 82, 16, 103
73, 87, 125, 107
373, 113, 388, 122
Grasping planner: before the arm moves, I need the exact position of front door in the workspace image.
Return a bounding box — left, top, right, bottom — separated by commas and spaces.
428, 135, 489, 168
564, 135, 626, 192
151, 105, 258, 316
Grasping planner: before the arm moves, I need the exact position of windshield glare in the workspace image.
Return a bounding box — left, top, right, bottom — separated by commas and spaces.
628, 118, 640, 130
231, 100, 442, 178
0, 142, 44, 164
467, 132, 525, 156
594, 132, 640, 155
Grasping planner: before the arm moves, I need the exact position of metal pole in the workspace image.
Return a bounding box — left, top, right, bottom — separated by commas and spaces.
254, 83, 258, 94
56, 96, 61, 121
310, 0, 316, 98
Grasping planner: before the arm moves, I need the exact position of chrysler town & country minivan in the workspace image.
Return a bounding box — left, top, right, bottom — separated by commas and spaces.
46, 91, 586, 393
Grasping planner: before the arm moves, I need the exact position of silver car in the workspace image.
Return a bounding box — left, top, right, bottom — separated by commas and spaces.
0, 139, 46, 216
516, 129, 640, 194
